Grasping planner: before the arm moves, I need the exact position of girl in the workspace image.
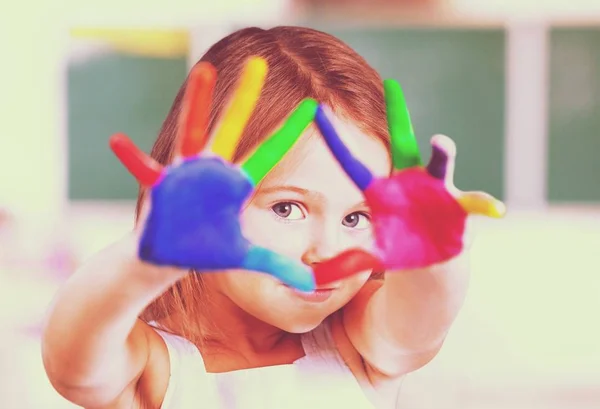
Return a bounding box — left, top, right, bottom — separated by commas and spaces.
42, 26, 501, 409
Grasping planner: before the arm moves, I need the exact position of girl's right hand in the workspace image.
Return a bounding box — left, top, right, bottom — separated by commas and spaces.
109, 57, 317, 292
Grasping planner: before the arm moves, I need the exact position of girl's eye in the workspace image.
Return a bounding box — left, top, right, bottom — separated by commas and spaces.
342, 212, 371, 229
271, 202, 305, 220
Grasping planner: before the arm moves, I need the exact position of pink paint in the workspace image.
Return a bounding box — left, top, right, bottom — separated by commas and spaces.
314, 169, 467, 284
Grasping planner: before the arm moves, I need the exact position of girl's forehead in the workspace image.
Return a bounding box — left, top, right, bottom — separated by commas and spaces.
261, 117, 390, 189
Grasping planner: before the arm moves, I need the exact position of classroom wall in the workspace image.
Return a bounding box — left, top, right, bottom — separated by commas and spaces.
1, 3, 599, 408
0, 0, 292, 236
2, 0, 600, 244
66, 26, 507, 201
64, 22, 600, 206
452, 0, 600, 20
548, 28, 600, 202
308, 26, 506, 200
0, 6, 66, 242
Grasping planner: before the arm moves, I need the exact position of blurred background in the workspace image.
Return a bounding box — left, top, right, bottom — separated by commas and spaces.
1, 0, 599, 408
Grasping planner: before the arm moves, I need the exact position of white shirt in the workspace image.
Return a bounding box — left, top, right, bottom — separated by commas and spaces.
155, 319, 402, 409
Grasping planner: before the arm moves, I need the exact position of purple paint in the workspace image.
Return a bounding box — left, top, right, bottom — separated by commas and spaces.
426, 145, 448, 180
314, 106, 374, 191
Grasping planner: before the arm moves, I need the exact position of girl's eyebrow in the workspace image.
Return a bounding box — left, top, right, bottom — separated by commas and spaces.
258, 185, 311, 195
353, 201, 369, 210
256, 185, 325, 203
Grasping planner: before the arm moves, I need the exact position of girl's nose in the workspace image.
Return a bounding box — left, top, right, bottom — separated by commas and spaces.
300, 223, 340, 266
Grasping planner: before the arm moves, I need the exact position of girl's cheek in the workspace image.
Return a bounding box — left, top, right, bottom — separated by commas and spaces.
267, 223, 310, 259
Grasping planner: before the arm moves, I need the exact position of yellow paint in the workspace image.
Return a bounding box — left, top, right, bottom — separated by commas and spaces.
211, 57, 268, 161
70, 28, 189, 57
458, 193, 506, 218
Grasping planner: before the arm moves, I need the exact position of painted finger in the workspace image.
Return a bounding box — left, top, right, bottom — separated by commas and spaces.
178, 62, 217, 158
426, 134, 457, 184
210, 57, 267, 161
241, 245, 316, 292
241, 98, 317, 185
312, 249, 384, 286
384, 79, 422, 170
457, 191, 506, 218
109, 133, 163, 186
314, 105, 374, 191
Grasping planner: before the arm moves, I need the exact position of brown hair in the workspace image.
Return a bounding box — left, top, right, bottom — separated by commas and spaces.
138, 26, 389, 343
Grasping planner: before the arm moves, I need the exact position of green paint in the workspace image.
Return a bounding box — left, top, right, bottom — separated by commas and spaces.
316, 27, 505, 198
242, 98, 318, 185
385, 79, 422, 170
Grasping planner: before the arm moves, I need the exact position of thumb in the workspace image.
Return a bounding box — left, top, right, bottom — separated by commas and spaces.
457, 191, 506, 218
240, 245, 316, 292
313, 249, 384, 286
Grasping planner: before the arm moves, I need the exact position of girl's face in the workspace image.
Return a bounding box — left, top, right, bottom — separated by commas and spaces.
206, 115, 391, 333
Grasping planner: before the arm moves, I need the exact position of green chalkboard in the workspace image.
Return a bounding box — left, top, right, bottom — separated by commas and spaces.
548, 28, 600, 202
308, 26, 506, 199
68, 52, 187, 200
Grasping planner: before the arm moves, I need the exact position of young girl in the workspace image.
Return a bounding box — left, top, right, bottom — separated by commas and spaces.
42, 26, 501, 409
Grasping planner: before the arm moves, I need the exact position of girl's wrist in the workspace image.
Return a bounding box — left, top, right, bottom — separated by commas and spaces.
119, 231, 188, 287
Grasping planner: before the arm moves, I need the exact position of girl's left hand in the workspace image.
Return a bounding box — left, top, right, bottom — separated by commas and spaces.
312, 80, 506, 285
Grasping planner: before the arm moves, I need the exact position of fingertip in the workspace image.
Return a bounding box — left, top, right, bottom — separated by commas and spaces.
384, 80, 405, 111
291, 99, 318, 126
427, 139, 452, 180
109, 133, 129, 150
195, 61, 217, 81
179, 62, 216, 158
188, 62, 212, 86
314, 104, 327, 126
210, 56, 266, 161
316, 103, 336, 123
288, 99, 319, 134
109, 132, 163, 186
241, 246, 316, 291
299, 98, 318, 115
315, 103, 325, 116
186, 62, 216, 99
491, 200, 507, 218
430, 134, 456, 157
383, 78, 401, 93
289, 269, 316, 292
246, 56, 268, 81
458, 194, 507, 219
314, 105, 340, 142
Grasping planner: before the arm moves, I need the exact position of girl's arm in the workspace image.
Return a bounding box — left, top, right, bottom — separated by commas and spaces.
41, 232, 186, 408
313, 94, 503, 383
342, 253, 470, 380
42, 61, 317, 408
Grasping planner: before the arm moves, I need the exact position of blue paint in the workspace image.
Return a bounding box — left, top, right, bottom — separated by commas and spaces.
314, 106, 374, 191
139, 156, 315, 290
242, 245, 316, 292
140, 157, 252, 269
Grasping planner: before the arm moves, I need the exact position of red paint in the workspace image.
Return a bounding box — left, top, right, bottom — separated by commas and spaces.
313, 168, 467, 284
313, 249, 384, 286
109, 133, 163, 186
179, 63, 217, 158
